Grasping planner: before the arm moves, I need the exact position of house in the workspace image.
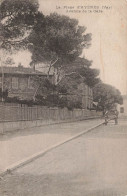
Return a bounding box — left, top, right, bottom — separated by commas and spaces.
0, 64, 53, 100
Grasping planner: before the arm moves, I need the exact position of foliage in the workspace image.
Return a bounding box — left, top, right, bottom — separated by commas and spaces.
0, 88, 8, 99
3, 57, 15, 65
5, 96, 35, 106
28, 12, 92, 84
0, 0, 39, 50
77, 67, 100, 87
93, 82, 123, 111
32, 76, 82, 109
64, 58, 100, 87
67, 100, 82, 110
29, 12, 91, 62
32, 76, 56, 100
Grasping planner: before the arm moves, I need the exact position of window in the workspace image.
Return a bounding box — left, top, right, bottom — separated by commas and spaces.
12, 77, 18, 89
85, 85, 88, 95
28, 77, 34, 89
120, 107, 124, 113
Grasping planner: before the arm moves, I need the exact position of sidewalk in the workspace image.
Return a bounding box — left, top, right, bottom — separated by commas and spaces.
0, 119, 103, 174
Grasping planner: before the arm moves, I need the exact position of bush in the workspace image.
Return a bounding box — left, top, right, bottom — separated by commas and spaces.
0, 88, 8, 99
67, 100, 82, 110
58, 97, 68, 108
5, 96, 19, 103
5, 97, 35, 107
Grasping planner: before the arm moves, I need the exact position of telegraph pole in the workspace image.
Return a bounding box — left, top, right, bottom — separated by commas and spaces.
0, 36, 4, 102
100, 33, 105, 82
0, 53, 4, 102
126, 78, 127, 95
1, 61, 4, 102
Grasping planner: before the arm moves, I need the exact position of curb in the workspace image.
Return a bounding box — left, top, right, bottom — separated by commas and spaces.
0, 121, 104, 177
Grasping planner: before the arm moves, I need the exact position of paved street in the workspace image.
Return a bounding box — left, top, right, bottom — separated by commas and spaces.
0, 119, 103, 173
0, 118, 127, 196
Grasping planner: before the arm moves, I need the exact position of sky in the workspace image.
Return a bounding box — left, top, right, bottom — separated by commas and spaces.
10, 0, 127, 94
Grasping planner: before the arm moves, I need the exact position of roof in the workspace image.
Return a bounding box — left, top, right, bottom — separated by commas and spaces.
0, 66, 48, 76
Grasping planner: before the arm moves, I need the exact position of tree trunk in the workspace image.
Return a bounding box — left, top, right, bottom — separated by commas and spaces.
47, 63, 52, 79
47, 58, 59, 81
33, 85, 40, 101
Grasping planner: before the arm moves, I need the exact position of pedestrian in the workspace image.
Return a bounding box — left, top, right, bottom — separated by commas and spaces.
104, 110, 109, 125
114, 109, 119, 125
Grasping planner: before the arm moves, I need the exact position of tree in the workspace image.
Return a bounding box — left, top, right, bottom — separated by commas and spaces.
67, 59, 100, 87
30, 76, 56, 101
28, 12, 92, 84
78, 67, 101, 87
93, 82, 123, 112
3, 57, 15, 65
58, 56, 100, 88
0, 0, 39, 50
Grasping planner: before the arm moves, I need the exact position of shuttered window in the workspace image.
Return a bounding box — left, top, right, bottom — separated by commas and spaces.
28, 77, 34, 89
12, 77, 18, 89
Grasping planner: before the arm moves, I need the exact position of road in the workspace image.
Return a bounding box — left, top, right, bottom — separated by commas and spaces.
0, 119, 103, 173
0, 119, 127, 196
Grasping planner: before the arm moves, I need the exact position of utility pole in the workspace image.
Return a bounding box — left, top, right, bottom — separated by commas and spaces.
0, 52, 4, 102
1, 61, 4, 102
126, 78, 127, 95
100, 33, 105, 82
0, 36, 4, 102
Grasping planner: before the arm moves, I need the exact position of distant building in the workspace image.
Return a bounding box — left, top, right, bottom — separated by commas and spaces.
117, 95, 127, 117
0, 64, 53, 100
78, 83, 93, 109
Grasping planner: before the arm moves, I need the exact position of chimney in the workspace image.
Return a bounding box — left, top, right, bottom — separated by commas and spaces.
30, 62, 35, 72
33, 63, 35, 72
18, 63, 23, 71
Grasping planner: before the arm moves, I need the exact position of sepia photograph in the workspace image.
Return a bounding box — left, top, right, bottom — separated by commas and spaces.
0, 0, 127, 195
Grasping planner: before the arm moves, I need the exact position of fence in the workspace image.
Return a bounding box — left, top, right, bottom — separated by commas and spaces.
0, 104, 102, 122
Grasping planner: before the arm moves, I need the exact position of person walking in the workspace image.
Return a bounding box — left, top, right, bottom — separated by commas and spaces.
114, 109, 119, 125
104, 110, 109, 125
